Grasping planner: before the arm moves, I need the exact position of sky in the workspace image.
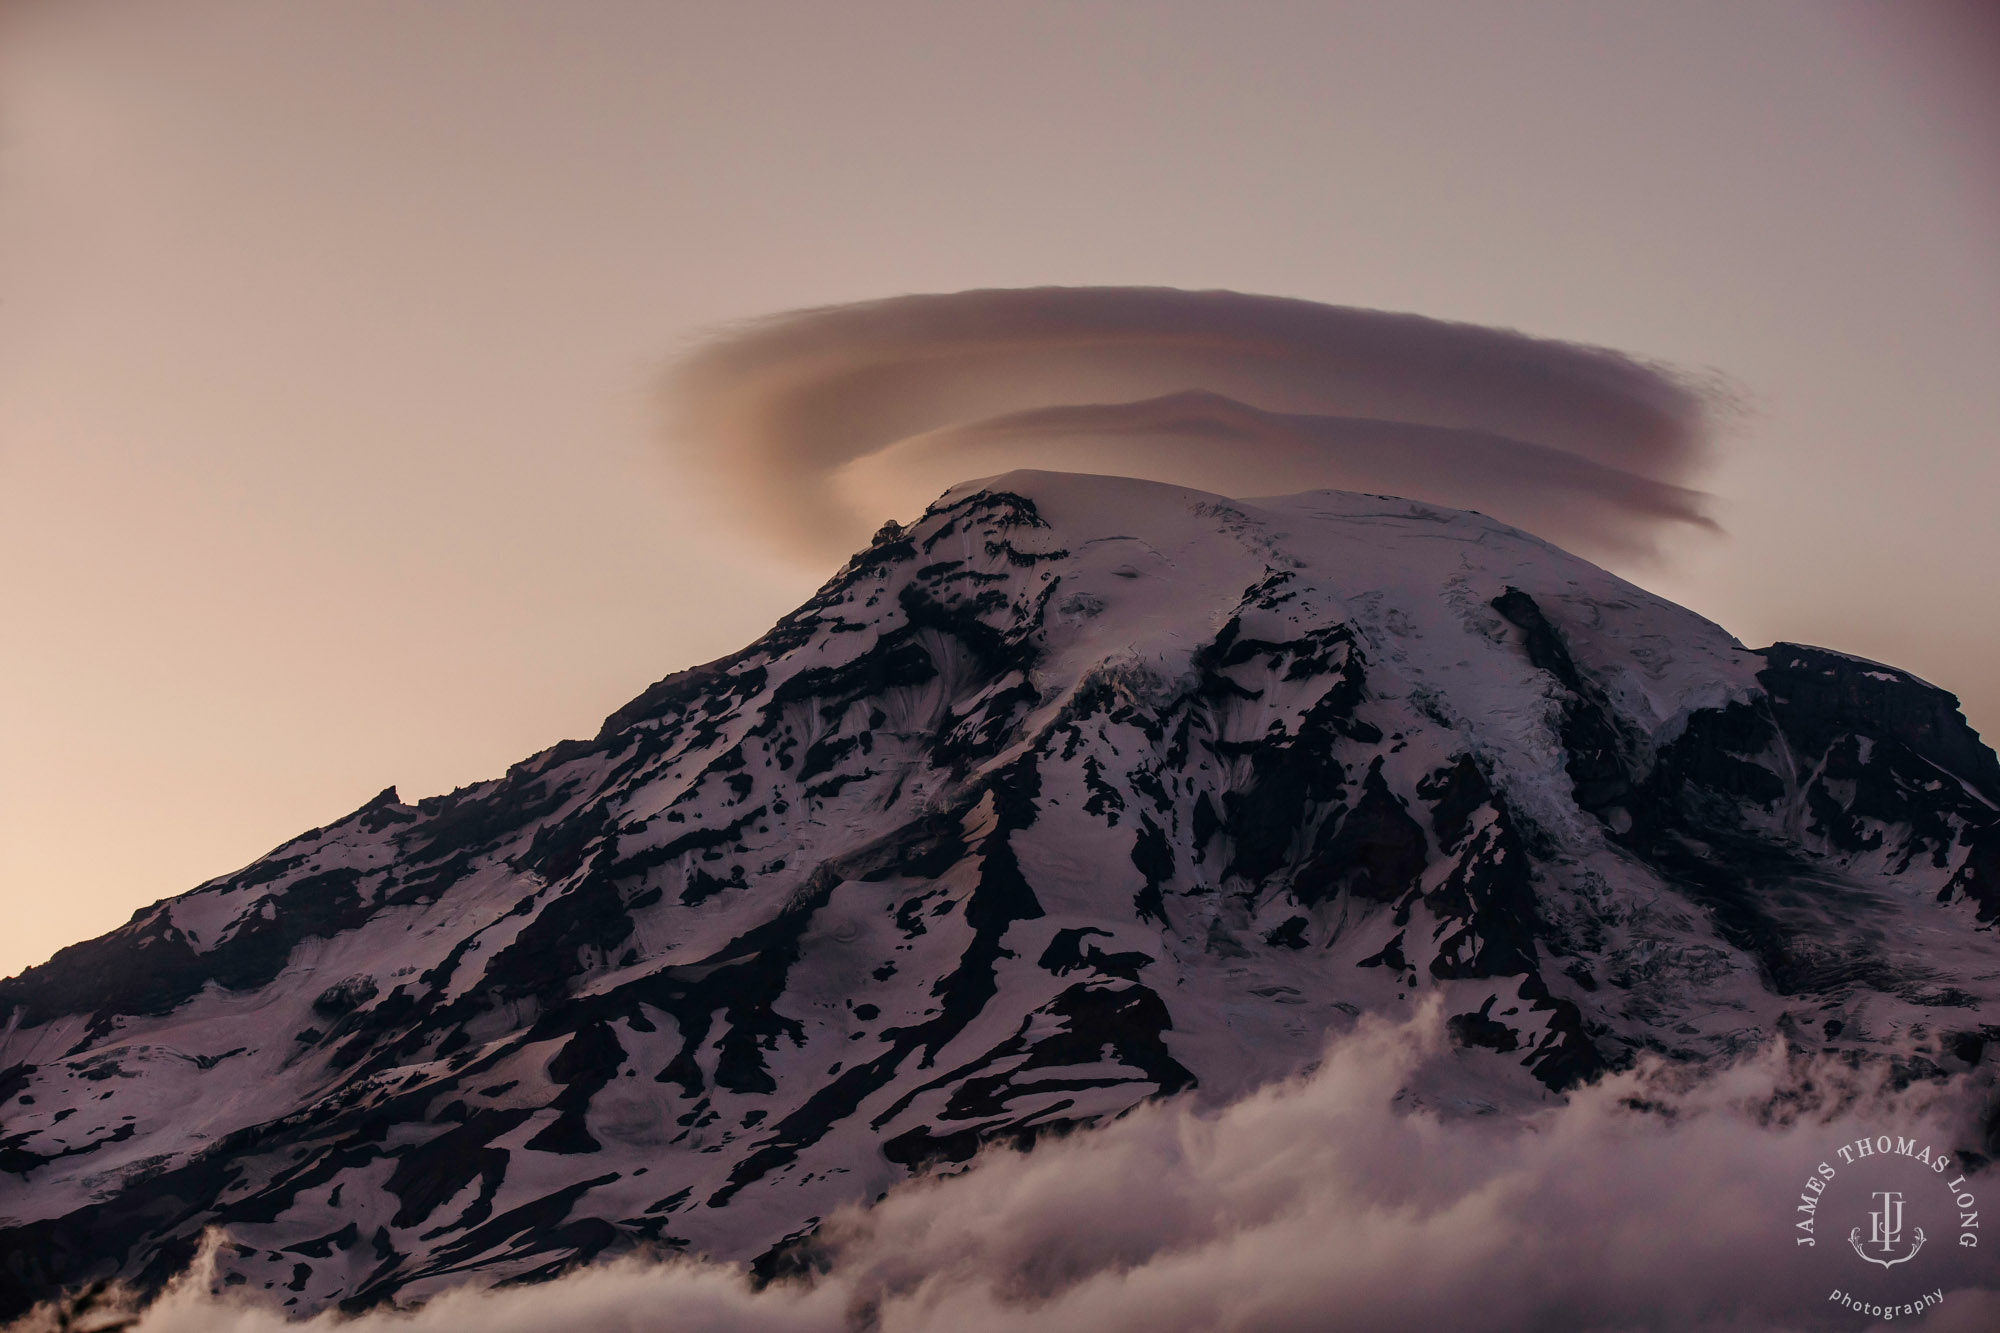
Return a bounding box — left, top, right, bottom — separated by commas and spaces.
2, 0, 1997, 980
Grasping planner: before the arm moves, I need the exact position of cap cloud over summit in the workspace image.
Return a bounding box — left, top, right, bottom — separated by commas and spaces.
668, 286, 1724, 561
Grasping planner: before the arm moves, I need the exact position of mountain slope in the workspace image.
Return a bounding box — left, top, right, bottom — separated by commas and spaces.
3, 471, 1995, 1317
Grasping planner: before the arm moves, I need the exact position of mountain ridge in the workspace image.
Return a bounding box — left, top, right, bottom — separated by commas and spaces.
3, 471, 1995, 1318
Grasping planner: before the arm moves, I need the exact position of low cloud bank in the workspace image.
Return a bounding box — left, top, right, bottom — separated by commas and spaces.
22, 1003, 1998, 1333
668, 287, 1726, 561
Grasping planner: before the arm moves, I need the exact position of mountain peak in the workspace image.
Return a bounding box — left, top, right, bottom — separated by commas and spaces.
3, 474, 1994, 1317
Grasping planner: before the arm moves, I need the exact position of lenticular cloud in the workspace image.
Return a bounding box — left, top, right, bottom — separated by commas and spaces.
24, 1003, 1997, 1333
667, 287, 1725, 562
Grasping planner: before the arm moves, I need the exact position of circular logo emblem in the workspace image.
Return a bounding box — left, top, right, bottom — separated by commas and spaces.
1792, 1132, 1979, 1320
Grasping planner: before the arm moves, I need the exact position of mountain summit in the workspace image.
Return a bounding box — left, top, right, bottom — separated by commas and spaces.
3, 471, 1995, 1316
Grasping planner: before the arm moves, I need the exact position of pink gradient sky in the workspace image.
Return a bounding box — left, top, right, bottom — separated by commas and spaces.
2, 0, 1996, 978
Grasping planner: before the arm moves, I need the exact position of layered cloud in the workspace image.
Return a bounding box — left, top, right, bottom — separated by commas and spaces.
33, 1004, 1998, 1333
667, 287, 1724, 562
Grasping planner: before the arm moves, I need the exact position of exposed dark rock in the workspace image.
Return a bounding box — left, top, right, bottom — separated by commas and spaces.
1491, 588, 1634, 815
1293, 763, 1427, 907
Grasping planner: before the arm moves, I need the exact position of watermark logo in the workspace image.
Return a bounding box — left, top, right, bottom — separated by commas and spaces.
1792, 1132, 1978, 1320
1853, 1190, 1923, 1269
1794, 1133, 1978, 1258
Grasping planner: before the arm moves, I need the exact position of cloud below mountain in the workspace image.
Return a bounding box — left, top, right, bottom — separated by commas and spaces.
667, 287, 1725, 562
52, 1004, 1999, 1333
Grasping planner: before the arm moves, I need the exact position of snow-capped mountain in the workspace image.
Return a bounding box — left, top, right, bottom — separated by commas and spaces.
3, 471, 1995, 1317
